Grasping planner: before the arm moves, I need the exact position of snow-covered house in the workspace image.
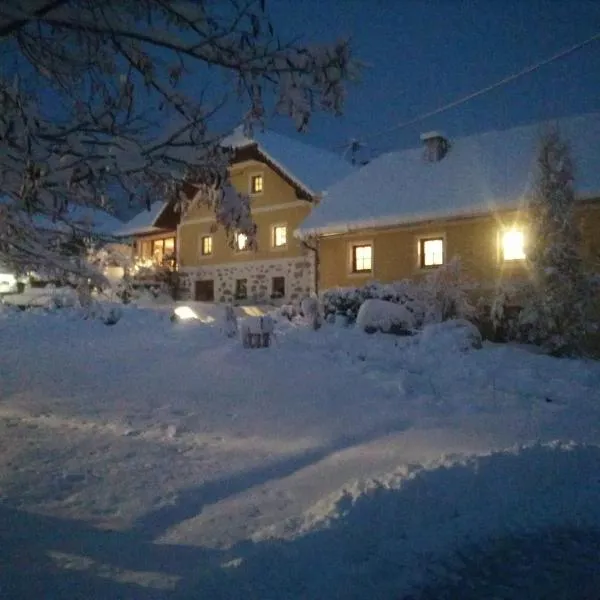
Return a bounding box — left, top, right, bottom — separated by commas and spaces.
176, 128, 354, 302
297, 113, 600, 293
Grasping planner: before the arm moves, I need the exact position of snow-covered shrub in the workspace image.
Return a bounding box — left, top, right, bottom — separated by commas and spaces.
301, 296, 322, 330
419, 257, 475, 325
279, 304, 297, 321
356, 299, 416, 335
223, 305, 238, 338
419, 319, 482, 354
102, 306, 123, 326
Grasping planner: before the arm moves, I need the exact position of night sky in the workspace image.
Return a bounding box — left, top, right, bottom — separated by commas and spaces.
263, 0, 600, 157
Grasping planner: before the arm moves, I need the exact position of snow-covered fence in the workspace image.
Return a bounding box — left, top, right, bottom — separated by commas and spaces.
241, 315, 275, 348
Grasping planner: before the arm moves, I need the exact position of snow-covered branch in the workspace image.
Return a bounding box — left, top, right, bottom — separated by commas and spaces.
0, 0, 358, 274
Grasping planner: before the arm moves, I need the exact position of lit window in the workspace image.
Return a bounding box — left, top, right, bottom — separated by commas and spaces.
250, 174, 263, 194
273, 225, 287, 247
352, 244, 372, 272
201, 235, 213, 256
421, 238, 444, 267
235, 232, 248, 251
502, 229, 525, 261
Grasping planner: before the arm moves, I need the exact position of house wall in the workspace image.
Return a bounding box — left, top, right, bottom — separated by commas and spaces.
178, 158, 315, 302
317, 201, 600, 294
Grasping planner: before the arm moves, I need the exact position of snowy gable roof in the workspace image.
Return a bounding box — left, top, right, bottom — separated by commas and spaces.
298, 113, 600, 236
113, 201, 168, 237
221, 127, 355, 197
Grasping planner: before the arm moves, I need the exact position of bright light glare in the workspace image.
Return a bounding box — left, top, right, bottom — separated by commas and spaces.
242, 306, 265, 316
502, 229, 525, 261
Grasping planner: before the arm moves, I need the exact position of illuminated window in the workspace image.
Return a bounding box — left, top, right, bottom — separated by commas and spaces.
235, 232, 248, 251
152, 237, 175, 264
201, 235, 213, 256
502, 229, 526, 261
250, 174, 263, 194
352, 244, 372, 272
235, 278, 247, 299
420, 238, 444, 267
273, 225, 287, 247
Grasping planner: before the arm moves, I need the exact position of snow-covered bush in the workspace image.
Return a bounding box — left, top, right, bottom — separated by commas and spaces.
279, 304, 297, 321
419, 319, 482, 354
419, 257, 475, 324
301, 296, 322, 330
321, 259, 474, 330
356, 299, 416, 335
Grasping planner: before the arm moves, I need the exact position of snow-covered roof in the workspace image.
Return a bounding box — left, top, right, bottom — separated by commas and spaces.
298, 113, 600, 236
222, 126, 355, 197
113, 201, 168, 237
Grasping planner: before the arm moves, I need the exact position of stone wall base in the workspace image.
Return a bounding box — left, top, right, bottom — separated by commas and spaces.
180, 255, 315, 304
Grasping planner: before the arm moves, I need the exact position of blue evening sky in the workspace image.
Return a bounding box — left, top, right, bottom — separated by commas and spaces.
262, 0, 600, 158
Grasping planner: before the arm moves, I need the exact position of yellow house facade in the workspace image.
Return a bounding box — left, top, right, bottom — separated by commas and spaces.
298, 115, 600, 296
176, 128, 355, 302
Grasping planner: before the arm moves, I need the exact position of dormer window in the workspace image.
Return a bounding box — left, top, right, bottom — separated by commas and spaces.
250, 174, 263, 194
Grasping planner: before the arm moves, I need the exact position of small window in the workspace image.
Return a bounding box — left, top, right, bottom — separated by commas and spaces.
502, 229, 526, 261
235, 232, 248, 251
420, 238, 444, 267
235, 278, 247, 300
272, 276, 285, 298
250, 174, 263, 194
201, 235, 213, 256
273, 225, 287, 248
352, 244, 372, 273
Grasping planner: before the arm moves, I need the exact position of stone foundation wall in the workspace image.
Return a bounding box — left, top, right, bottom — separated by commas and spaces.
181, 255, 315, 304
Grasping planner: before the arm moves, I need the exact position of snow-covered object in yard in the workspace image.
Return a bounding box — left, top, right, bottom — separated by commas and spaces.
223, 305, 238, 338
419, 318, 482, 353
300, 296, 322, 329
221, 127, 355, 197
356, 298, 416, 334
298, 113, 600, 236
241, 314, 274, 347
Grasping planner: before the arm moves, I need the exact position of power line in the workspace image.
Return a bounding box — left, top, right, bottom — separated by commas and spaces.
336, 29, 600, 154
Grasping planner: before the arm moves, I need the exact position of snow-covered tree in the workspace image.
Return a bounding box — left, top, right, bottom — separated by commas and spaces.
521, 129, 590, 356
0, 0, 357, 276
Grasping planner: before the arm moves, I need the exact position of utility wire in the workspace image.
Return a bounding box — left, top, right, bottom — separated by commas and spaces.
335, 30, 600, 153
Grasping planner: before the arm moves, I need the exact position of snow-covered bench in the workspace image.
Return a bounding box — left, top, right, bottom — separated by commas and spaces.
241, 315, 274, 348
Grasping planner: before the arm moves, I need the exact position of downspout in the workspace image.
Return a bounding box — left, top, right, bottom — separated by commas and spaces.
301, 234, 319, 296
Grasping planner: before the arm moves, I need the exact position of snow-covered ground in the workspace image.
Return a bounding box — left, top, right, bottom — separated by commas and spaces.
1, 302, 599, 598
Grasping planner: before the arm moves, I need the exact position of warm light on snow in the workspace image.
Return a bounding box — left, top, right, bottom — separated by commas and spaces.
502, 229, 526, 261
241, 306, 265, 317
174, 306, 199, 320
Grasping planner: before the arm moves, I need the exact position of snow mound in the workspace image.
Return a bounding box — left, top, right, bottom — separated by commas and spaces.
419, 318, 482, 353
202, 442, 600, 599
356, 298, 416, 334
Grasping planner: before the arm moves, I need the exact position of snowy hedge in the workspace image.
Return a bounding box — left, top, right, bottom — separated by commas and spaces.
322, 258, 475, 328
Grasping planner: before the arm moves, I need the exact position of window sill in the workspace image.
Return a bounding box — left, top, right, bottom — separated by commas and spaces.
348, 270, 372, 278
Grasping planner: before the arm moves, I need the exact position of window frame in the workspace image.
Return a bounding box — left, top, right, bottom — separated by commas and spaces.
235, 278, 248, 300
249, 172, 264, 195
271, 276, 286, 299
419, 236, 445, 268
200, 235, 213, 257
271, 223, 288, 249
349, 242, 373, 274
